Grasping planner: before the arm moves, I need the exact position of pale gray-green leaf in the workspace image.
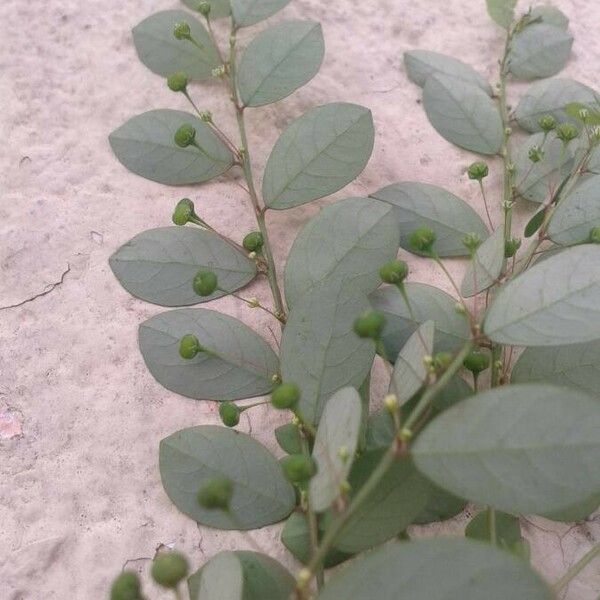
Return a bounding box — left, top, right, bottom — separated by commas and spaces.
284, 197, 399, 307
413, 383, 600, 514
413, 481, 466, 525
109, 109, 234, 185
235, 552, 295, 600
160, 426, 295, 528
280, 282, 375, 424
109, 227, 256, 306
262, 103, 374, 209
310, 387, 362, 512
460, 228, 504, 297
423, 74, 503, 155
182, 0, 231, 19
509, 24, 573, 80
484, 244, 600, 345
318, 538, 551, 600
139, 308, 278, 400
238, 20, 324, 107
189, 553, 243, 600
403, 50, 492, 95
514, 78, 597, 132
542, 493, 600, 522
529, 5, 569, 29
371, 182, 489, 257
231, 0, 291, 27
370, 283, 470, 361
486, 0, 517, 28
132, 10, 220, 79
465, 511, 523, 550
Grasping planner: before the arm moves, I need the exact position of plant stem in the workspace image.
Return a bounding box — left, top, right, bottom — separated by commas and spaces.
479, 180, 494, 229
552, 542, 600, 592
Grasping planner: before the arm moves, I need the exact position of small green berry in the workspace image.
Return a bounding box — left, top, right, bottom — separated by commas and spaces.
556, 122, 579, 143
589, 226, 600, 244
179, 334, 201, 359
408, 227, 436, 254
463, 350, 490, 374
467, 161, 489, 181
110, 571, 142, 600
528, 145, 544, 163
281, 454, 316, 484
172, 198, 195, 226
433, 351, 454, 371
197, 477, 233, 510
462, 232, 482, 253
197, 1, 211, 16
174, 123, 196, 148
219, 402, 240, 427
243, 231, 264, 252
271, 382, 300, 409
504, 237, 522, 258
353, 310, 386, 340
193, 269, 218, 296
199, 110, 212, 123
167, 71, 188, 92
151, 552, 188, 589
173, 21, 191, 40
538, 114, 556, 132
379, 259, 409, 285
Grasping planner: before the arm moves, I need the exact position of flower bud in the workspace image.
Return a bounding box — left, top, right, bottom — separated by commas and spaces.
212, 65, 226, 78
353, 310, 386, 340
589, 226, 600, 244
379, 259, 409, 285
433, 351, 453, 371
110, 571, 142, 600
172, 198, 196, 226
173, 21, 192, 40
199, 110, 212, 123
243, 231, 264, 252
247, 297, 260, 308
151, 552, 188, 589
193, 269, 218, 296
462, 232, 482, 253
528, 145, 544, 163
271, 382, 300, 409
281, 454, 316, 484
454, 302, 466, 315
467, 161, 489, 181
174, 123, 196, 148
538, 114, 556, 132
197, 1, 211, 16
337, 446, 350, 461
504, 237, 521, 258
167, 71, 188, 92
408, 227, 436, 253
197, 477, 233, 510
556, 122, 579, 144
179, 334, 201, 359
219, 402, 240, 427
591, 126, 600, 142
463, 349, 490, 374
383, 393, 398, 413
578, 108, 589, 122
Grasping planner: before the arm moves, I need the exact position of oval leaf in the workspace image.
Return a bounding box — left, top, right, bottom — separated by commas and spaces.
262, 103, 375, 209
238, 20, 324, 107
423, 74, 503, 155
484, 244, 600, 346
309, 387, 362, 512
132, 10, 220, 79
486, 0, 517, 28
160, 426, 295, 528
109, 227, 256, 306
413, 482, 466, 525
139, 308, 279, 400
109, 109, 235, 185
182, 0, 231, 19
371, 182, 489, 257
231, 0, 291, 27
529, 5, 569, 30
284, 197, 399, 307
274, 423, 303, 455
460, 228, 504, 297
413, 383, 600, 514
188, 552, 244, 600
465, 511, 524, 554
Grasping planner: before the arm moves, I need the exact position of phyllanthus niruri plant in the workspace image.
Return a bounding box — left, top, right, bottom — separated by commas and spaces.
108, 0, 600, 598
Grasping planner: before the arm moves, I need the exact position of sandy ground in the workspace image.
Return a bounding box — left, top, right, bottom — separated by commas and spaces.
1, 0, 599, 598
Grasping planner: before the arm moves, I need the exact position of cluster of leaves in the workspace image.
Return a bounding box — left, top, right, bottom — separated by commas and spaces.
108, 0, 600, 598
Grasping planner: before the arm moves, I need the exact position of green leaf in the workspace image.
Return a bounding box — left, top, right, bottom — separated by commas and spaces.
284, 197, 399, 307
310, 387, 362, 512
231, 0, 291, 27
370, 283, 470, 361
514, 78, 597, 133
486, 0, 517, 28
160, 426, 295, 528
139, 308, 279, 401
529, 5, 569, 30
422, 74, 503, 155
524, 207, 546, 237
238, 20, 324, 107
542, 493, 600, 522
509, 24, 573, 80
413, 482, 466, 525
182, 0, 231, 19
460, 228, 504, 297
132, 10, 220, 79
280, 282, 375, 424
109, 227, 256, 307
234, 552, 295, 600
370, 182, 489, 257
413, 383, 600, 515
484, 244, 600, 345
274, 423, 303, 455
547, 175, 600, 245
317, 538, 552, 600
109, 110, 235, 185
403, 50, 492, 95
333, 452, 430, 553
262, 103, 374, 209
465, 511, 524, 554
390, 321, 434, 404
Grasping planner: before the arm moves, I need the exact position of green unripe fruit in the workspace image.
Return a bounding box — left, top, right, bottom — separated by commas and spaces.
463, 350, 491, 374
528, 145, 544, 163
193, 269, 218, 296
353, 310, 386, 340
174, 123, 196, 148
219, 402, 240, 427
467, 161, 489, 181
197, 1, 211, 16
271, 382, 300, 409
243, 231, 264, 252
173, 21, 191, 40
281, 454, 316, 484
167, 71, 188, 92
504, 237, 522, 258
589, 226, 600, 244
151, 552, 188, 589
462, 232, 482, 253
433, 351, 453, 371
110, 571, 142, 600
408, 227, 436, 253
197, 477, 233, 510
172, 198, 195, 226
556, 122, 579, 143
179, 334, 201, 359
538, 114, 556, 132
379, 259, 409, 285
